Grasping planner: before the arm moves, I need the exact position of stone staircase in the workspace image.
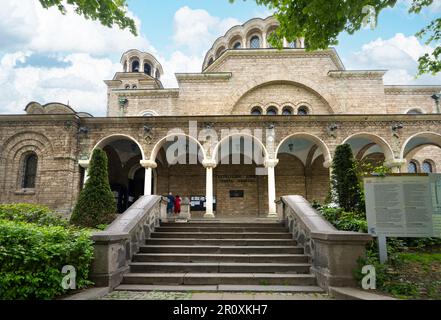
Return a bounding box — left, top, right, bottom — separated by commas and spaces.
115, 220, 324, 293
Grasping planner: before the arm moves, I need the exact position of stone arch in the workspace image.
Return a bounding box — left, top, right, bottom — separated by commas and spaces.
342, 133, 394, 162
276, 133, 332, 167
228, 78, 339, 114
2, 131, 54, 159
91, 134, 146, 160
212, 132, 268, 163
400, 132, 441, 159
150, 133, 206, 162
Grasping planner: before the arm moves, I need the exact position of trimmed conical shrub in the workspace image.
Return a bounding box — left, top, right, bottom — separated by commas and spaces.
70, 148, 116, 228
331, 143, 364, 213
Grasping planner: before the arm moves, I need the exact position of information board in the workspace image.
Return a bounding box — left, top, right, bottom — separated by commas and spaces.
190, 196, 216, 211
364, 174, 441, 238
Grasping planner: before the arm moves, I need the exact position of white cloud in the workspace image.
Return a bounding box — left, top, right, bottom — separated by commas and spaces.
0, 52, 119, 116
173, 6, 241, 53
160, 51, 204, 87
346, 33, 441, 85
0, 0, 152, 55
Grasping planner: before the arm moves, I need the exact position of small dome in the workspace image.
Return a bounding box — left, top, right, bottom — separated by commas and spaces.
120, 49, 164, 80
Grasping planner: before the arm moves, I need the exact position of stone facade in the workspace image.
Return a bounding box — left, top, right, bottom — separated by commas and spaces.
1, 16, 441, 217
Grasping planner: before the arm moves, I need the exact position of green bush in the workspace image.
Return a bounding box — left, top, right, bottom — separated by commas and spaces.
316, 205, 368, 233
0, 203, 68, 227
331, 144, 364, 212
70, 148, 117, 228
0, 219, 93, 300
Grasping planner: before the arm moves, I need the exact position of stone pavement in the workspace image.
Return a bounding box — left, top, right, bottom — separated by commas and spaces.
99, 291, 331, 300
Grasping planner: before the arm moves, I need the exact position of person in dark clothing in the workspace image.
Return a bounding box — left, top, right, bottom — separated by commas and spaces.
166, 192, 175, 215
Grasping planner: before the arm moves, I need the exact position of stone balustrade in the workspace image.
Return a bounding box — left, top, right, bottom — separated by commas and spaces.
279, 195, 373, 290
90, 195, 167, 288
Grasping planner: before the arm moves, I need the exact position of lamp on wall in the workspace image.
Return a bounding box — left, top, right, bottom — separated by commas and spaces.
431, 93, 441, 113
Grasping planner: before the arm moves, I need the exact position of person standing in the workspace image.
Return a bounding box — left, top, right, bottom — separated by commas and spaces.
174, 195, 181, 215
167, 192, 175, 215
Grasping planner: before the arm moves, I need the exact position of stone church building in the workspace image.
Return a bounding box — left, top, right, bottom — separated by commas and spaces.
1, 16, 441, 218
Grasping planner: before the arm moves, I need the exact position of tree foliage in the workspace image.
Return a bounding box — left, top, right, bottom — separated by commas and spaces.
38, 0, 137, 35
331, 144, 364, 213
230, 0, 440, 75
70, 148, 116, 228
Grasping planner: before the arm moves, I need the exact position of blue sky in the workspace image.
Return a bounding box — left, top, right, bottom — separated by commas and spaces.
0, 0, 440, 116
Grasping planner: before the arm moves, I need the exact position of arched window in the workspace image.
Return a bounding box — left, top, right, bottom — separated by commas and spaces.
22, 153, 38, 188
155, 70, 160, 79
297, 106, 309, 115
132, 85, 137, 89
208, 58, 214, 66
407, 108, 423, 115
142, 111, 156, 117
282, 107, 293, 115
408, 161, 418, 173
131, 60, 140, 72
125, 85, 130, 89
144, 63, 152, 76
267, 106, 278, 115
251, 107, 262, 115
233, 42, 242, 49
250, 36, 260, 49
422, 161, 433, 173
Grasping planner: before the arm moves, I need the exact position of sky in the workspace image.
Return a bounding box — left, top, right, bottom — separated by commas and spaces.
0, 0, 440, 116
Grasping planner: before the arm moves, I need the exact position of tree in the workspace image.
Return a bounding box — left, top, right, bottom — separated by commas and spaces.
38, 0, 137, 36
70, 148, 117, 228
331, 144, 364, 213
230, 0, 440, 76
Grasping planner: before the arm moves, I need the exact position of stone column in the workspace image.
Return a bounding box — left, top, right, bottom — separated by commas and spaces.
262, 32, 268, 48
384, 159, 406, 174
265, 159, 279, 218
79, 160, 90, 187
203, 159, 217, 219
140, 160, 158, 195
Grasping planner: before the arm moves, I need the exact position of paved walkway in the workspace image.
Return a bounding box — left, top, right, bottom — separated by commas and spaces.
100, 291, 331, 300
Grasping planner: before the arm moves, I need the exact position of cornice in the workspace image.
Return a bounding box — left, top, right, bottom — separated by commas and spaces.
114, 88, 179, 99
204, 48, 345, 73
175, 72, 232, 82
384, 85, 441, 95
328, 70, 386, 80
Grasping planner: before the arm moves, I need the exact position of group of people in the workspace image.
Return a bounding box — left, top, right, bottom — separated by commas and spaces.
166, 192, 181, 215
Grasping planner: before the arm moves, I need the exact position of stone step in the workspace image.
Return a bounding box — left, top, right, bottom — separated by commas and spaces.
161, 222, 284, 228
121, 273, 317, 286
129, 262, 311, 274
139, 245, 304, 254
115, 284, 325, 293
151, 232, 292, 239
133, 253, 309, 263
145, 238, 297, 246
156, 227, 288, 233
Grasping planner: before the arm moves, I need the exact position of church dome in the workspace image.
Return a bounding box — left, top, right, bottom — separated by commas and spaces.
202, 16, 304, 70
120, 49, 164, 80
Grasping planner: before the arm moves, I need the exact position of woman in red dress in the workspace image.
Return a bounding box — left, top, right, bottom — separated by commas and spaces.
174, 195, 181, 214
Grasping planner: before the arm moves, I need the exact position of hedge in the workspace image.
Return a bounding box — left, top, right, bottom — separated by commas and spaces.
0, 203, 68, 227
0, 219, 94, 300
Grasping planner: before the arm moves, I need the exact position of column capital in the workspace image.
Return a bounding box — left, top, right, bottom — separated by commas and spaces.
78, 160, 90, 169
384, 159, 406, 168
202, 159, 217, 169
323, 160, 332, 169
140, 159, 157, 169
264, 159, 279, 168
